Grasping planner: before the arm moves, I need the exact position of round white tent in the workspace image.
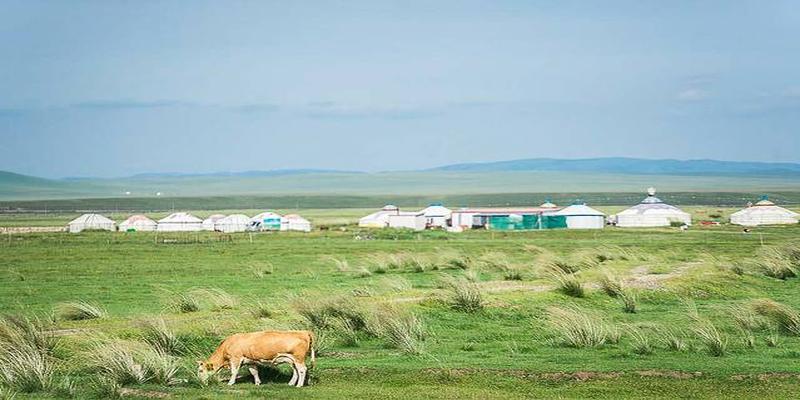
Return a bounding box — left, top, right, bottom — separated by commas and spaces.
202, 214, 226, 231
615, 188, 691, 228
215, 214, 250, 233
421, 203, 451, 228
281, 214, 312, 232
731, 198, 799, 226
157, 212, 203, 232
553, 203, 605, 229
67, 213, 116, 233
119, 215, 157, 232
251, 212, 283, 231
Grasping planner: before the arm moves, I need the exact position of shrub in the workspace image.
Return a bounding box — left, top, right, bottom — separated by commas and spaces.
444, 277, 484, 313
55, 301, 107, 321
547, 306, 609, 348
599, 272, 623, 298
545, 266, 584, 298
140, 318, 185, 356
619, 288, 638, 313
751, 299, 800, 336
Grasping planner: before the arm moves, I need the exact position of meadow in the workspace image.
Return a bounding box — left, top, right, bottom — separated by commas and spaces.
2, 207, 800, 399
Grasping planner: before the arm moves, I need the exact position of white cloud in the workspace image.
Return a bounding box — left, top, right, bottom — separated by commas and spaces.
676, 88, 710, 101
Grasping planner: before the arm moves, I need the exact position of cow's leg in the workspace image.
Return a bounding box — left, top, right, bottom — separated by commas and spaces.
248, 366, 261, 385
295, 363, 307, 387
287, 361, 299, 386
228, 358, 241, 386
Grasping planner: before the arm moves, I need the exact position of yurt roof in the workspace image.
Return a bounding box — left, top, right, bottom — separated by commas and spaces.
120, 215, 156, 225
69, 213, 114, 225
731, 203, 799, 218
252, 212, 282, 220
283, 214, 308, 221
539, 201, 558, 208
381, 205, 399, 211
554, 204, 605, 217
219, 214, 251, 224
203, 214, 226, 222
158, 212, 202, 223
422, 205, 452, 216
617, 188, 689, 216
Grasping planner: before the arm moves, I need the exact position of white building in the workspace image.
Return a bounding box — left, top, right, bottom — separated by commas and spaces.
215, 214, 251, 233
118, 215, 157, 232
202, 214, 226, 231
358, 205, 399, 228
421, 203, 451, 228
281, 214, 312, 232
554, 203, 606, 229
157, 212, 203, 232
614, 188, 691, 227
67, 213, 116, 233
731, 198, 799, 226
388, 212, 426, 231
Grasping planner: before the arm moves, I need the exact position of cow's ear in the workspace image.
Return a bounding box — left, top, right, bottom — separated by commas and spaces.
196, 360, 204, 367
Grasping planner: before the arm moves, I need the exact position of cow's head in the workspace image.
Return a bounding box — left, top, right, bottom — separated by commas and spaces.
196, 360, 217, 383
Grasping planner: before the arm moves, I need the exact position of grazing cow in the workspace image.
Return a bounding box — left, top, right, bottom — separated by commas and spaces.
198, 330, 315, 387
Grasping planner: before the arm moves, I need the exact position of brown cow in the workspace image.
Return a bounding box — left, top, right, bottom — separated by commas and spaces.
197, 330, 315, 387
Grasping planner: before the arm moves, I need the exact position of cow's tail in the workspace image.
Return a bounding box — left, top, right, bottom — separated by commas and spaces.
309, 331, 316, 369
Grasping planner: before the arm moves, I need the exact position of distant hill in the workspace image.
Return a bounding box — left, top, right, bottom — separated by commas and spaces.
430, 157, 800, 176
2, 158, 800, 201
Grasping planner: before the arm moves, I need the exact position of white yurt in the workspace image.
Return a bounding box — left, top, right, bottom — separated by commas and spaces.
118, 215, 157, 232
421, 203, 451, 227
731, 197, 799, 226
358, 205, 399, 228
539, 199, 559, 209
251, 211, 283, 231
67, 213, 116, 233
202, 214, 226, 231
614, 188, 691, 227
281, 214, 312, 232
215, 214, 251, 233
156, 212, 203, 232
553, 203, 606, 229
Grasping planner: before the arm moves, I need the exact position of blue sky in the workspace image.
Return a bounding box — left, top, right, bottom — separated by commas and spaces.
1, 1, 799, 178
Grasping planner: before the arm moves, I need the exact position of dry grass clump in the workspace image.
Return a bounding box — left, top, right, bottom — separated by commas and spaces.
89, 339, 180, 386
547, 306, 611, 348
328, 256, 350, 273
0, 316, 58, 393
443, 277, 484, 313
629, 327, 653, 355
440, 250, 472, 270
139, 318, 185, 356
619, 288, 638, 314
54, 301, 107, 321
249, 262, 274, 278
545, 266, 583, 298
751, 299, 800, 336
659, 328, 687, 351
378, 276, 412, 292
503, 268, 524, 281
371, 306, 427, 355
249, 301, 274, 319
164, 290, 201, 313
686, 304, 727, 357
196, 288, 239, 310
753, 246, 797, 280
599, 272, 624, 298
293, 296, 369, 332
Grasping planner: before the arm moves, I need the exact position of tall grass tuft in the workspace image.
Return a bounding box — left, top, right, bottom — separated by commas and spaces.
90, 339, 181, 386
293, 296, 369, 332
660, 328, 686, 351
618, 288, 638, 313
545, 266, 584, 298
55, 301, 107, 321
0, 315, 58, 393
751, 299, 800, 336
249, 301, 274, 319
547, 306, 609, 348
690, 318, 727, 357
250, 262, 274, 278
754, 247, 797, 280
503, 268, 523, 281
599, 272, 623, 298
140, 318, 184, 356
372, 307, 427, 355
629, 327, 653, 355
195, 288, 238, 310
444, 277, 484, 313
164, 290, 201, 313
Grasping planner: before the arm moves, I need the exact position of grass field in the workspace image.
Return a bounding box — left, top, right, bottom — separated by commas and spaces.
2, 212, 800, 399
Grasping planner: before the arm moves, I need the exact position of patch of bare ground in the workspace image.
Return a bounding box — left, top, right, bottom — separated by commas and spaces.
624, 262, 700, 290
119, 388, 170, 398
730, 373, 800, 381
390, 281, 551, 304
636, 370, 702, 379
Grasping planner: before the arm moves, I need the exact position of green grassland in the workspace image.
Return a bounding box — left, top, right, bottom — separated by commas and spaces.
2, 215, 800, 399
3, 170, 800, 201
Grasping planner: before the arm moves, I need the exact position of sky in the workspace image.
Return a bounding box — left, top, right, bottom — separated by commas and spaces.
1, 0, 799, 178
